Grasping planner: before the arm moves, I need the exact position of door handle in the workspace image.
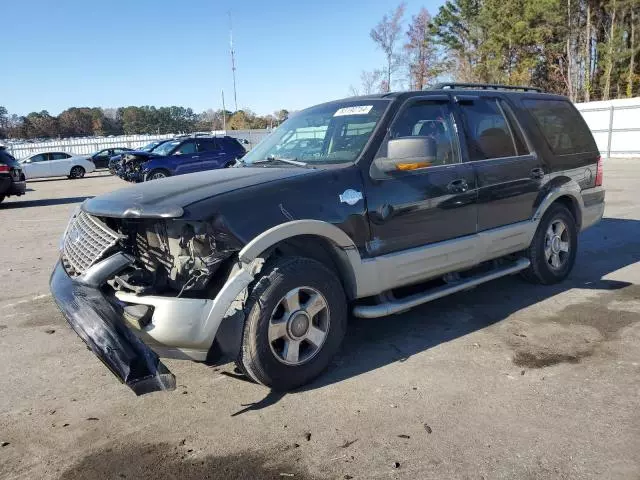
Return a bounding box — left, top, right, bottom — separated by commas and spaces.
530, 167, 544, 179
446, 179, 469, 193
192, 155, 200, 159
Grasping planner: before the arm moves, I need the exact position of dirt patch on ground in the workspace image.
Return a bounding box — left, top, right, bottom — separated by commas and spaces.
513, 350, 589, 368
59, 442, 318, 480
510, 284, 640, 368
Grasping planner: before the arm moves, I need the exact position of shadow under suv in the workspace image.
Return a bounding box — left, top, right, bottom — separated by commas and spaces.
50, 84, 605, 395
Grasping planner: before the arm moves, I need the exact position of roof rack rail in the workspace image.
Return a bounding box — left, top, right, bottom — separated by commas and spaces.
432, 82, 543, 93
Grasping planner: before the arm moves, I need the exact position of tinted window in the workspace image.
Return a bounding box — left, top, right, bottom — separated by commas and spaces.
498, 100, 528, 155
381, 100, 459, 167
222, 137, 243, 150
522, 99, 596, 155
197, 139, 219, 152
175, 141, 196, 155
31, 154, 48, 162
51, 152, 70, 160
0, 149, 19, 167
459, 98, 523, 161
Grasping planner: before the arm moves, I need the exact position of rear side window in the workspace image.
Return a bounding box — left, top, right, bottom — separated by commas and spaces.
458, 97, 527, 161
223, 137, 244, 150
522, 99, 596, 155
51, 152, 70, 160
197, 139, 219, 152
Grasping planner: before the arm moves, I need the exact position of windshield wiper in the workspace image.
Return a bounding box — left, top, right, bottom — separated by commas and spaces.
254, 155, 309, 167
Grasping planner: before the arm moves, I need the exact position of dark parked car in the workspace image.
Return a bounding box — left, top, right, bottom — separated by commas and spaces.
51, 84, 604, 395
0, 146, 26, 203
116, 136, 247, 182
91, 147, 133, 169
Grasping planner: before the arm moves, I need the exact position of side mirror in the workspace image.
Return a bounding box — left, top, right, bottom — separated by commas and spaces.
174, 151, 183, 156
373, 137, 437, 173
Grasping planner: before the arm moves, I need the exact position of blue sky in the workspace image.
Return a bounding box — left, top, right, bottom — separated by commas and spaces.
1, 0, 445, 116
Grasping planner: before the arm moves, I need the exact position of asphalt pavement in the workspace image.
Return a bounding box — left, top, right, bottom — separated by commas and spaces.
0, 163, 638, 479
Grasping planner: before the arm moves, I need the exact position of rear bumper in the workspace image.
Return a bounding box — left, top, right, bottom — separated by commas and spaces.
581, 186, 605, 231
0, 178, 26, 197
50, 260, 176, 395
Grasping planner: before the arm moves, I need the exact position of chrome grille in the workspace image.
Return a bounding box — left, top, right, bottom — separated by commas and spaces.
61, 211, 121, 276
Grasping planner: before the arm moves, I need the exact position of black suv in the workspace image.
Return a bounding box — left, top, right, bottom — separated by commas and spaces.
50, 84, 605, 394
0, 146, 26, 204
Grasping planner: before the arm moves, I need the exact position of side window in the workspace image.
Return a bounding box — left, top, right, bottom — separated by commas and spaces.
522, 99, 596, 155
51, 152, 69, 160
32, 154, 47, 162
175, 141, 196, 155
458, 97, 526, 161
197, 139, 219, 152
378, 100, 459, 168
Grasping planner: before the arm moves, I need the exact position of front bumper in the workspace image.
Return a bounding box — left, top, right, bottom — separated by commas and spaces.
50, 260, 176, 395
50, 253, 261, 395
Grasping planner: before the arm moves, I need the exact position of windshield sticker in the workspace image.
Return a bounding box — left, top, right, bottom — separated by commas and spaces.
333, 105, 373, 117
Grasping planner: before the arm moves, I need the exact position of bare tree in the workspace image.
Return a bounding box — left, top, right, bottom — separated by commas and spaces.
404, 8, 446, 90
370, 3, 406, 92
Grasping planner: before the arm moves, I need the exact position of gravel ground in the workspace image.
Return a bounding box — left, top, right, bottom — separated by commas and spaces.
0, 163, 638, 480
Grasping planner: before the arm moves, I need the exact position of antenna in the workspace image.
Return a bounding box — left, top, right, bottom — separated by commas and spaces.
221, 90, 226, 131
229, 11, 238, 112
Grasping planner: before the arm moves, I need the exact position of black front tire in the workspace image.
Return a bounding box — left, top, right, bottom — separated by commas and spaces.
69, 166, 85, 179
522, 203, 578, 285
238, 257, 347, 391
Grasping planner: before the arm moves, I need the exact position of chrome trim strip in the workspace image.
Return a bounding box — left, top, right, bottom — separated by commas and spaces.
353, 258, 530, 318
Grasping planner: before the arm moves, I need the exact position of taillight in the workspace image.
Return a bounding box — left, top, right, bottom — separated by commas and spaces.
0, 164, 9, 173
595, 156, 603, 186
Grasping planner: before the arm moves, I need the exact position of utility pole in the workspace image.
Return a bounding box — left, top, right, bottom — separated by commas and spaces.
221, 90, 226, 131
229, 11, 238, 112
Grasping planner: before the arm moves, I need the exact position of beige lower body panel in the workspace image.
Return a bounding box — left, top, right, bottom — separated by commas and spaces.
355, 221, 535, 298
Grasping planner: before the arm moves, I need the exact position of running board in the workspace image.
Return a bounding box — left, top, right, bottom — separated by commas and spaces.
352, 258, 530, 319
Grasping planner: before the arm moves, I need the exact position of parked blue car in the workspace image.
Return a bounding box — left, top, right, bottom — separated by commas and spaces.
117, 136, 246, 182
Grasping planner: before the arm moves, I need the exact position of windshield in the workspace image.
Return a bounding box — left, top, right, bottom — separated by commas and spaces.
142, 142, 160, 152
152, 140, 179, 156
241, 100, 390, 165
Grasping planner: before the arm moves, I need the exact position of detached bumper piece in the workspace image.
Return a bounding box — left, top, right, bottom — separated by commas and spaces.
50, 261, 176, 395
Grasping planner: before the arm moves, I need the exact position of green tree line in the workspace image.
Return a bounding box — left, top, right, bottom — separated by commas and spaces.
357, 0, 639, 101
0, 105, 290, 140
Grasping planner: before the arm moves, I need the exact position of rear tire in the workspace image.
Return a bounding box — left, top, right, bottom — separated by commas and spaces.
521, 203, 577, 285
0, 195, 4, 204
238, 257, 347, 391
69, 166, 85, 179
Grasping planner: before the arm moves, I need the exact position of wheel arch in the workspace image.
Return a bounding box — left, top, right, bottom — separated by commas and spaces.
238, 220, 362, 300
532, 178, 584, 229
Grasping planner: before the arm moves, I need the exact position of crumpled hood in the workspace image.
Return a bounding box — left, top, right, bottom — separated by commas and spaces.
82, 167, 314, 218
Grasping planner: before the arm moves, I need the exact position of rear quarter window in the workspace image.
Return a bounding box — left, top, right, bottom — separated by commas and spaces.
522, 99, 597, 155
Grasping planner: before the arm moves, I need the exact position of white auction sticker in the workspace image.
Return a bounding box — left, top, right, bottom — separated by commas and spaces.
333, 105, 373, 117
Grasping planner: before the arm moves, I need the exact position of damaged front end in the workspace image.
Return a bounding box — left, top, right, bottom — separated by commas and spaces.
116, 153, 149, 183
51, 207, 256, 395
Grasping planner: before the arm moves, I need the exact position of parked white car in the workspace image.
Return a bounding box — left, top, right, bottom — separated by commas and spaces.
19, 152, 95, 179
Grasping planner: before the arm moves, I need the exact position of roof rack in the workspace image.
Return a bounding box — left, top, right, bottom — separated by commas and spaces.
432, 82, 543, 93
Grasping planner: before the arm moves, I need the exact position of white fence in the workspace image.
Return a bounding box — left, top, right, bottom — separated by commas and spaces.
5, 129, 271, 159
573, 97, 639, 158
